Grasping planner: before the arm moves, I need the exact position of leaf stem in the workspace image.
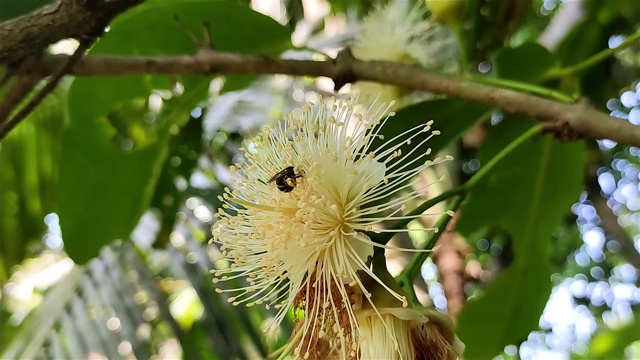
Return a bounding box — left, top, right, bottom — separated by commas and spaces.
464, 123, 543, 190
467, 74, 575, 103
382, 187, 466, 243
391, 124, 543, 297
454, 24, 469, 75
383, 121, 542, 242
542, 30, 640, 81
397, 195, 464, 291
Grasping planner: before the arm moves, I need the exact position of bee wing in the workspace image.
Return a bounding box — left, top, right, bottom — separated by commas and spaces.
268, 168, 287, 183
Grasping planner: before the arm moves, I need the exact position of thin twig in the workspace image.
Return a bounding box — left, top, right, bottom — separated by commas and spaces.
397, 196, 465, 290
0, 67, 14, 88
395, 125, 544, 292
586, 168, 640, 271
0, 41, 91, 140
0, 74, 41, 124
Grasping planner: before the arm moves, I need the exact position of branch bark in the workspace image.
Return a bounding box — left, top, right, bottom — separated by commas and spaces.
586, 167, 640, 271
0, 0, 144, 65
1, 0, 639, 147
0, 40, 93, 140
23, 50, 640, 148
432, 212, 467, 324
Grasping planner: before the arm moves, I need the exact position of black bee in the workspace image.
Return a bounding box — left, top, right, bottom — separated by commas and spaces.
268, 166, 303, 193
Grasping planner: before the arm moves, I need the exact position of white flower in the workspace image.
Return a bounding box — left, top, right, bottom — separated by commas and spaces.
352, 1, 459, 109
211, 96, 451, 358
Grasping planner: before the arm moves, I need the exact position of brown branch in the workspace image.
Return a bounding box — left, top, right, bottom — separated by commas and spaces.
0, 74, 41, 124
25, 51, 640, 148
0, 0, 637, 147
586, 167, 640, 271
432, 212, 468, 324
0, 0, 144, 65
0, 41, 92, 140
0, 67, 12, 88
590, 193, 640, 271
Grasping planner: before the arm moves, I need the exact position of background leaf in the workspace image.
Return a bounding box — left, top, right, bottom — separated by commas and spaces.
493, 42, 558, 82
589, 311, 640, 358
0, 0, 54, 21
4, 1, 640, 358
455, 117, 585, 358
0, 87, 66, 282
453, 36, 585, 359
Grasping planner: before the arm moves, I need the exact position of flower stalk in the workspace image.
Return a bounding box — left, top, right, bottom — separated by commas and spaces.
394, 123, 543, 298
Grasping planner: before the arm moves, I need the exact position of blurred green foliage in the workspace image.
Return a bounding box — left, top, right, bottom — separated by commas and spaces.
0, 0, 54, 21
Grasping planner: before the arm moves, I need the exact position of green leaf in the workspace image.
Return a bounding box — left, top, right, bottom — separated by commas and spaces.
0, 0, 54, 21
556, 24, 601, 67
493, 42, 558, 83
0, 85, 66, 282
150, 112, 204, 247
57, 0, 293, 263
589, 312, 640, 359
102, 0, 292, 55
457, 261, 552, 355
94, 0, 292, 93
455, 117, 585, 359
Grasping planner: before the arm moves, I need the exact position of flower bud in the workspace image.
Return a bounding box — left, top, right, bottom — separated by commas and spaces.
411, 308, 465, 359
426, 0, 466, 26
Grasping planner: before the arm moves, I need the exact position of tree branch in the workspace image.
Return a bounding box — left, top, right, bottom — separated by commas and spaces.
27, 50, 640, 147
0, 0, 144, 65
0, 41, 92, 140
586, 167, 640, 271
0, 73, 41, 124
432, 211, 468, 324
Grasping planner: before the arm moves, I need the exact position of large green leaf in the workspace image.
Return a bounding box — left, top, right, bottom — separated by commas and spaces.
455, 117, 585, 358
57, 0, 292, 263
100, 0, 292, 55
150, 111, 204, 247
92, 0, 292, 92
0, 85, 66, 283
454, 36, 585, 358
493, 42, 557, 83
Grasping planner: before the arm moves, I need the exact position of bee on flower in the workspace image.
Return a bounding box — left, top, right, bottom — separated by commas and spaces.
211, 96, 452, 359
